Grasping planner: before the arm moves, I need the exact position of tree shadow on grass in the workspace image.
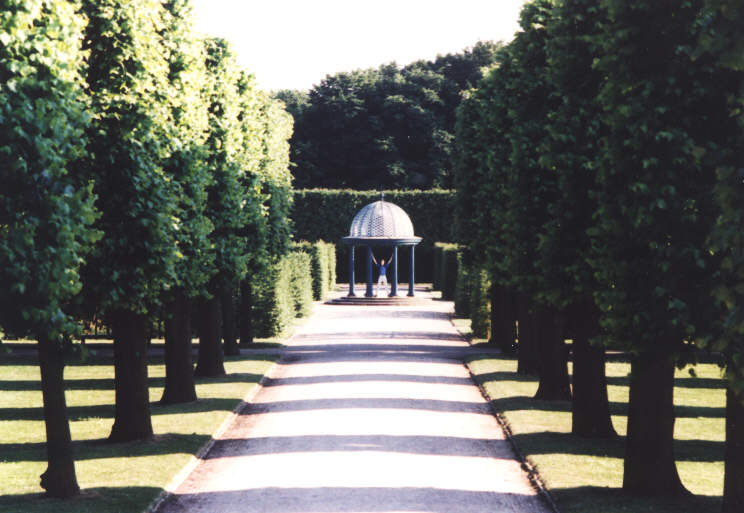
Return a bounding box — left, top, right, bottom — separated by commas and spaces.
510, 431, 724, 462
487, 394, 724, 419
0, 395, 249, 422
0, 371, 265, 392
604, 375, 725, 390
0, 486, 163, 513
550, 486, 721, 513
0, 433, 209, 463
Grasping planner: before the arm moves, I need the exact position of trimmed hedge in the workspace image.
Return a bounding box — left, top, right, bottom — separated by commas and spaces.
287, 251, 313, 318
469, 265, 491, 339
252, 259, 293, 338
252, 248, 315, 337
326, 241, 337, 293
433, 241, 490, 339
291, 189, 456, 282
454, 251, 471, 318
432, 242, 460, 300
292, 240, 337, 301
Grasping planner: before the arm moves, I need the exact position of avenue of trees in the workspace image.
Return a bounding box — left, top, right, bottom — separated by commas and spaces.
276, 41, 501, 190
453, 0, 743, 511
1, 0, 293, 498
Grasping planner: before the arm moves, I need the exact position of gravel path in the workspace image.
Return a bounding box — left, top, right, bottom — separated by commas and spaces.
153, 291, 552, 513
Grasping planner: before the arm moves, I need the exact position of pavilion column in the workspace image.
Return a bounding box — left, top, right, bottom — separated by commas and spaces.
365, 246, 374, 297
390, 246, 399, 297
348, 245, 356, 297
408, 245, 416, 297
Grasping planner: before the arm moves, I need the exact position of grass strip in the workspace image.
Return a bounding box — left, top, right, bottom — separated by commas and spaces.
466, 351, 724, 513
454, 318, 725, 513
0, 343, 279, 513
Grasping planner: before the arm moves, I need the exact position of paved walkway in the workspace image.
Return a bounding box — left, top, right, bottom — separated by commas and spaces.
154, 291, 551, 513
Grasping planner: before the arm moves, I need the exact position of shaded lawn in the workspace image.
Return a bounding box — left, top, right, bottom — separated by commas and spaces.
467, 352, 725, 513
0, 346, 278, 513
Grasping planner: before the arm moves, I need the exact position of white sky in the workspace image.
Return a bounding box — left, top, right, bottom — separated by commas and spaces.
191, 0, 526, 91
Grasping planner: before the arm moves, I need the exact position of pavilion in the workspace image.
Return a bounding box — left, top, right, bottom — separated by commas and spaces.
341, 194, 422, 298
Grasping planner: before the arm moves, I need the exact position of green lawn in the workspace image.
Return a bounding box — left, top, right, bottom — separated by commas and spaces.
0, 341, 278, 513
466, 346, 725, 513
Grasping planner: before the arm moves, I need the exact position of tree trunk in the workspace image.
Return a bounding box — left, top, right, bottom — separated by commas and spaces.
570, 301, 616, 437
239, 278, 254, 345
533, 307, 571, 401
490, 283, 516, 355
622, 350, 688, 495
160, 291, 197, 404
37, 334, 80, 498
723, 386, 744, 512
221, 283, 239, 356
516, 293, 539, 375
194, 294, 225, 377
108, 309, 153, 442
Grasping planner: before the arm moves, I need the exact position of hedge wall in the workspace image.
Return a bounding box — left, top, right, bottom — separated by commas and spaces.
252, 248, 315, 338
292, 240, 337, 301
287, 251, 313, 318
432, 242, 460, 300
291, 189, 456, 282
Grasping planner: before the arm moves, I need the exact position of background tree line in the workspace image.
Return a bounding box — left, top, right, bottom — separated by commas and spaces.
276, 41, 501, 191
454, 0, 743, 511
0, 0, 293, 498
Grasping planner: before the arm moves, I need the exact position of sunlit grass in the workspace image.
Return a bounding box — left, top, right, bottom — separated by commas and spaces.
467, 347, 725, 513
0, 345, 277, 513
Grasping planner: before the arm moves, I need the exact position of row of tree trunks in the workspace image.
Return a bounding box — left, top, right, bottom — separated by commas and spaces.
516, 293, 539, 375
239, 278, 254, 345
108, 309, 153, 442
160, 279, 256, 406
489, 283, 516, 355
569, 300, 616, 438
533, 306, 571, 401
724, 387, 744, 513
221, 283, 239, 356
623, 349, 687, 496
194, 294, 226, 377
509, 291, 616, 437
160, 291, 197, 404
37, 334, 80, 497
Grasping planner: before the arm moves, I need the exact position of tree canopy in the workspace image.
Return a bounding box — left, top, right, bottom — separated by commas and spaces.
277, 41, 501, 190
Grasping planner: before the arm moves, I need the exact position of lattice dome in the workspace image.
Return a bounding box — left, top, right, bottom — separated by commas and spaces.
349, 199, 415, 238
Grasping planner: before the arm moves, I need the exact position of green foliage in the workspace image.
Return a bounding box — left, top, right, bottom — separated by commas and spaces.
160, 0, 214, 300
292, 240, 337, 301
325, 241, 337, 292
80, 0, 178, 318
469, 266, 491, 340
282, 41, 501, 190
252, 247, 316, 338
0, 0, 98, 340
252, 258, 294, 338
454, 252, 471, 318
536, 0, 608, 310
259, 93, 294, 260
453, 50, 512, 284
498, 0, 558, 299
294, 241, 332, 301
703, 1, 744, 389
201, 37, 250, 293
432, 243, 459, 301
287, 251, 313, 318
590, 0, 740, 354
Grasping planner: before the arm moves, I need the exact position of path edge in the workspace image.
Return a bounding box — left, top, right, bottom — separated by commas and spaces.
144, 361, 274, 513
453, 321, 562, 513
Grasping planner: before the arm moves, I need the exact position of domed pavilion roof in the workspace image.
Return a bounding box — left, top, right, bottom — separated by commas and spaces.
342, 196, 422, 246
